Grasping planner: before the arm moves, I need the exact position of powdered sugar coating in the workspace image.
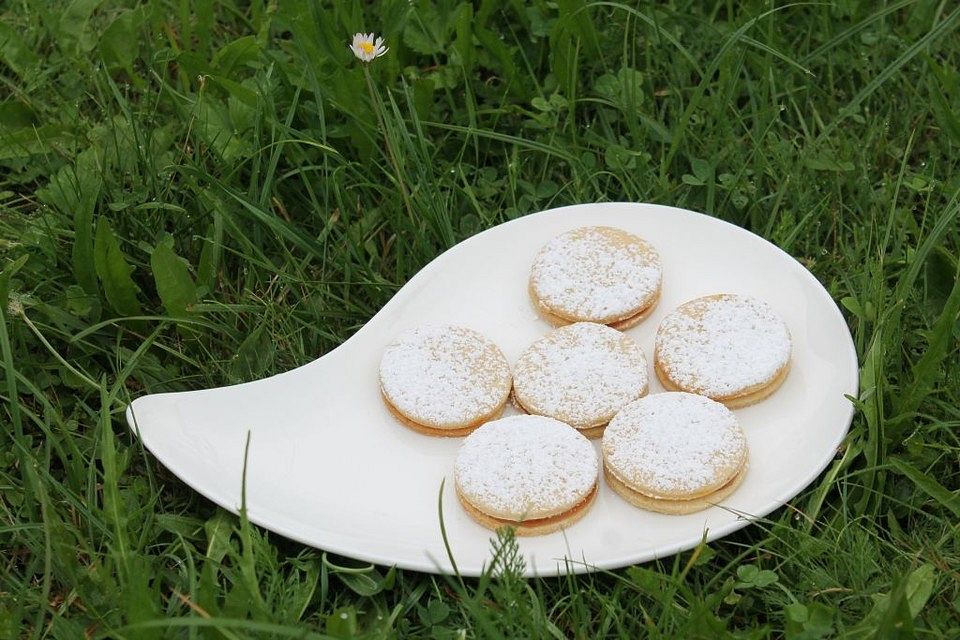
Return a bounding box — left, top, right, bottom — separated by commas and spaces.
530, 226, 662, 324
513, 322, 648, 430
655, 294, 791, 399
379, 325, 511, 429
455, 415, 599, 520
602, 393, 747, 498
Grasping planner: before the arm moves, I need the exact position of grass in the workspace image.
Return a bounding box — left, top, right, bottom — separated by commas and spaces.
1, 0, 959, 637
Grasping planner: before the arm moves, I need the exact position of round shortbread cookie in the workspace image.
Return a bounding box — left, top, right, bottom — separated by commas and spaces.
602, 393, 748, 505
512, 322, 649, 434
529, 226, 662, 328
379, 325, 511, 434
654, 294, 791, 407
454, 415, 599, 533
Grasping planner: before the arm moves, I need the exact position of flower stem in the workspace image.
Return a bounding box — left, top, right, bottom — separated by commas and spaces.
363, 66, 416, 225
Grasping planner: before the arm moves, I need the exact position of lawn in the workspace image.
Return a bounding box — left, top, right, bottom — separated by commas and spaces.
2, 0, 959, 637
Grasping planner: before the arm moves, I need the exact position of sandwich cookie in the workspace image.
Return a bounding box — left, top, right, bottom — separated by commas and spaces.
512, 322, 648, 438
529, 226, 662, 330
602, 393, 748, 515
655, 294, 791, 408
379, 325, 511, 436
454, 415, 599, 536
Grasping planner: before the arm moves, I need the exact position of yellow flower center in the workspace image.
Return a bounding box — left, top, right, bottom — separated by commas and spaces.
360, 41, 375, 55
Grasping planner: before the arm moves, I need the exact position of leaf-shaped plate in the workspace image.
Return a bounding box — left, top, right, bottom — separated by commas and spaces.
126, 203, 858, 577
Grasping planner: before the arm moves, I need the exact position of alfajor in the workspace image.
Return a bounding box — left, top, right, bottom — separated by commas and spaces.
379, 325, 511, 436
454, 415, 599, 535
602, 393, 748, 515
512, 322, 648, 438
654, 294, 791, 408
529, 226, 662, 330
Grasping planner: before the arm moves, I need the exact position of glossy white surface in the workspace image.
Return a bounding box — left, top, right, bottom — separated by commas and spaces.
126, 203, 858, 577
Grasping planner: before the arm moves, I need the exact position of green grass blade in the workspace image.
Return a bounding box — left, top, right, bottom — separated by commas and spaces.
894, 257, 960, 421
816, 5, 960, 140
889, 459, 960, 518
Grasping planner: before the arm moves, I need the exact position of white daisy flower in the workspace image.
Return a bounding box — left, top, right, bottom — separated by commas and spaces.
349, 33, 388, 63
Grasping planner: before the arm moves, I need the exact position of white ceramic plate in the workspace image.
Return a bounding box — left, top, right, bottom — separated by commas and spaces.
126, 203, 858, 577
